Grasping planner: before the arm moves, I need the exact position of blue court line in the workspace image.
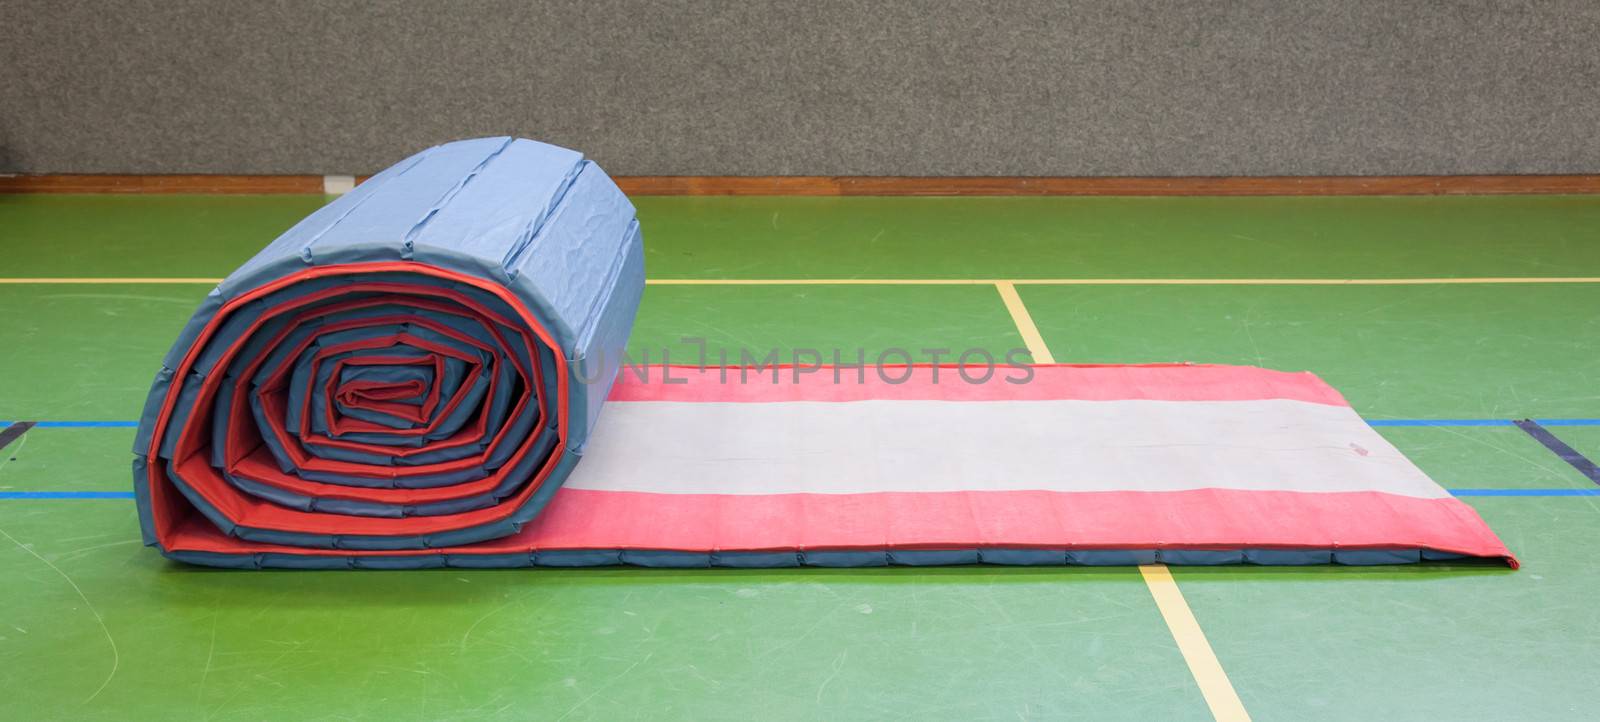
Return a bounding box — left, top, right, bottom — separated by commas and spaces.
8, 418, 1600, 428
1, 489, 1596, 500
1513, 419, 1600, 485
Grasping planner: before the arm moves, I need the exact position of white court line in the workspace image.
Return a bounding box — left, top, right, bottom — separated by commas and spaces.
995, 280, 1251, 722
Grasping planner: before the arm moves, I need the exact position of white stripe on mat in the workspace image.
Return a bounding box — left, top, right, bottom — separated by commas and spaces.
566, 398, 1446, 498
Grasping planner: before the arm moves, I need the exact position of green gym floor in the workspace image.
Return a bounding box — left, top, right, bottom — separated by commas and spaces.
2, 193, 1599, 721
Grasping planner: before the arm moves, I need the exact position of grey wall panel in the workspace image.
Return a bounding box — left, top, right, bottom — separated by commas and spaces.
3, 0, 1597, 176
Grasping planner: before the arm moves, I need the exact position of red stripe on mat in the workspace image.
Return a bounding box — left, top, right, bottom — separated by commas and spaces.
608, 364, 1352, 405
163, 487, 1516, 565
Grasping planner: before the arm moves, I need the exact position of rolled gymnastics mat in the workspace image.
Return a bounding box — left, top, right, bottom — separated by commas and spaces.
133, 137, 1515, 570
134, 137, 643, 554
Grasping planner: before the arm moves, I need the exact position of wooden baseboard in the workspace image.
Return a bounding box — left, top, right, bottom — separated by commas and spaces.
3, 173, 1598, 196
0, 174, 327, 194
616, 175, 1600, 196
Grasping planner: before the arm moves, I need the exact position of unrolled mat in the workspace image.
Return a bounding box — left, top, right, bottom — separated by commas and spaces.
133, 137, 1516, 569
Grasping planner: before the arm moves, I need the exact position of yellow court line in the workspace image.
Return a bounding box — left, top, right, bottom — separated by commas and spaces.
994, 282, 1055, 363
5, 276, 1600, 286
1140, 565, 1251, 721
1012, 277, 1600, 285
653, 277, 1600, 285
995, 280, 1249, 722
648, 278, 996, 285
